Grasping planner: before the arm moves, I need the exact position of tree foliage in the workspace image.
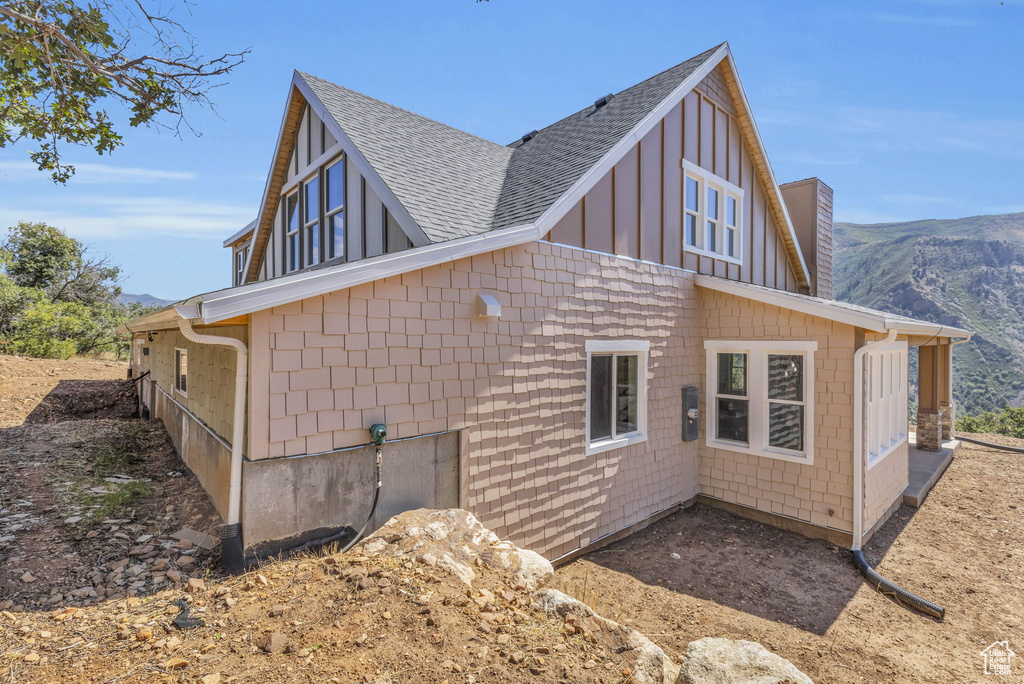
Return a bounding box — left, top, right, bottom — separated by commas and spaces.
0, 221, 157, 358
0, 0, 248, 182
957, 407, 1024, 440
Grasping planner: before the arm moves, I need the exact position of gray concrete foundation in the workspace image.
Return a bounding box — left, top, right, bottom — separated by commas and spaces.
241, 431, 460, 550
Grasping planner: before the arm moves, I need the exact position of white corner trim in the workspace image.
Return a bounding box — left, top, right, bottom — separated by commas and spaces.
586, 339, 651, 353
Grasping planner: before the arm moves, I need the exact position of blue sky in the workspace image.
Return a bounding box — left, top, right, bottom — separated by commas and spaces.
1, 0, 1022, 300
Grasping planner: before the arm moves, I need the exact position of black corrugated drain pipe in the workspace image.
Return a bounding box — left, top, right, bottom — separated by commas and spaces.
852, 550, 945, 619
957, 435, 1024, 454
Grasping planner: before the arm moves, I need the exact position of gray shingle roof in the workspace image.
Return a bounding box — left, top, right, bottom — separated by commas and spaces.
299, 44, 721, 243
492, 44, 723, 231
300, 72, 514, 243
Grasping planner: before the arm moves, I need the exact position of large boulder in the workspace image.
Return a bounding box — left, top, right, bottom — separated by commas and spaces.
678, 638, 813, 684
355, 509, 553, 590
534, 588, 680, 684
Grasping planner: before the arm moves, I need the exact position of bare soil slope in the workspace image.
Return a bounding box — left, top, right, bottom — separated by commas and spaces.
555, 439, 1024, 684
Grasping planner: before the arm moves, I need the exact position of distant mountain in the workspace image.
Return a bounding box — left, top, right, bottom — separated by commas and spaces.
117, 293, 175, 308
834, 212, 1024, 414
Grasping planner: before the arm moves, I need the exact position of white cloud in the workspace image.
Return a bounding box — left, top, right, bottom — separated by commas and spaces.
867, 13, 978, 27
761, 105, 1024, 160
0, 160, 196, 184
0, 195, 252, 240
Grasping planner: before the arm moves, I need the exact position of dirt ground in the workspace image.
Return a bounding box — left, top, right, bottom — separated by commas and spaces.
3, 356, 1023, 683
555, 437, 1024, 683
0, 355, 222, 613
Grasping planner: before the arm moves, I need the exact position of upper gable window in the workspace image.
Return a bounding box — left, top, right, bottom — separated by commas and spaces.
325, 158, 345, 260
682, 159, 743, 265
234, 242, 250, 286
283, 154, 346, 273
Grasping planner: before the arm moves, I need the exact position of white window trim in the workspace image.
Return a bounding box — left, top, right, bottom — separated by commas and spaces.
681, 159, 744, 265
174, 347, 188, 398
704, 340, 817, 465
302, 170, 321, 268
585, 340, 650, 455
865, 340, 909, 470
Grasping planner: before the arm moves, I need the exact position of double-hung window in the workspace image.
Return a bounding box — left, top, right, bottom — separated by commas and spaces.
865, 341, 908, 468
303, 174, 320, 267
586, 340, 649, 454
284, 192, 300, 273
174, 348, 188, 396
705, 341, 816, 464
325, 157, 346, 260
682, 159, 743, 264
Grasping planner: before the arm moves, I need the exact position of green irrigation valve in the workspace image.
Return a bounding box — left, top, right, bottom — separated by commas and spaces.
369, 423, 387, 446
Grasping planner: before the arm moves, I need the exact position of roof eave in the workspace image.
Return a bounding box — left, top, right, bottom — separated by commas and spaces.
695, 275, 972, 339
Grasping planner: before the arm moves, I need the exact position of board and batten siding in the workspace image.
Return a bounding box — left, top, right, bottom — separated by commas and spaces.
547, 65, 800, 292
258, 101, 415, 281
145, 325, 248, 449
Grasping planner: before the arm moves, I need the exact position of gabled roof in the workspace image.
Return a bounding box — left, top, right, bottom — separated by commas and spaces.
222, 219, 256, 248
492, 45, 722, 231
300, 72, 514, 243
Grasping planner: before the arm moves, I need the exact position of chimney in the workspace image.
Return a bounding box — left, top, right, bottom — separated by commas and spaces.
780, 178, 834, 299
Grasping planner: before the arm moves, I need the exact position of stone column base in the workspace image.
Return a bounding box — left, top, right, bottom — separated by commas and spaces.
940, 401, 954, 441
917, 410, 942, 451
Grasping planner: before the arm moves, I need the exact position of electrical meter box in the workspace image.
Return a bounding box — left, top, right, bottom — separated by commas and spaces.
682, 386, 699, 442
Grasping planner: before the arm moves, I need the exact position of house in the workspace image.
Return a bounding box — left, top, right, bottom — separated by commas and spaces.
120, 43, 971, 567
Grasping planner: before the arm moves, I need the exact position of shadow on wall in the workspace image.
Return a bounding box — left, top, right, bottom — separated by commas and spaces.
561, 502, 916, 636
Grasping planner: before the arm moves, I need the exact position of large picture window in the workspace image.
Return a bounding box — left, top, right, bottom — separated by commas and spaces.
586, 340, 649, 455
705, 340, 816, 464
682, 159, 744, 264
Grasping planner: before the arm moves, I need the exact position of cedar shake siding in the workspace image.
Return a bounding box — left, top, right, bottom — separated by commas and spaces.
247, 241, 702, 558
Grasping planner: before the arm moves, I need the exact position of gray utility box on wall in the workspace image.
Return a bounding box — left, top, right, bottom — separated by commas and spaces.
682, 386, 699, 442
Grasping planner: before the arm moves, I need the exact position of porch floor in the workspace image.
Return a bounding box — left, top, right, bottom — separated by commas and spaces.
904, 433, 961, 507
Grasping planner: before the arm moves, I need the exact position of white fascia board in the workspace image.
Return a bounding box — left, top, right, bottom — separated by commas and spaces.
117, 296, 202, 334
532, 43, 729, 237
222, 221, 256, 248
198, 223, 542, 323
695, 274, 971, 337
293, 73, 431, 249
720, 51, 811, 287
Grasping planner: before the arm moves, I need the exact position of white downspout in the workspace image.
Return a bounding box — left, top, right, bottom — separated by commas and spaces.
177, 318, 248, 528
851, 328, 897, 551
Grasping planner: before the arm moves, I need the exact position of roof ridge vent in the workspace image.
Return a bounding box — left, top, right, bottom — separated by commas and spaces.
521, 130, 539, 143
593, 93, 615, 109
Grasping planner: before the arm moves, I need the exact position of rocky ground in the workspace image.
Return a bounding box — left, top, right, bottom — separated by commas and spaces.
0, 356, 221, 614
2, 356, 1020, 683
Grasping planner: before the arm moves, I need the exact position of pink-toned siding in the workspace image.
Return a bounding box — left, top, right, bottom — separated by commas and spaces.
698, 289, 857, 533
548, 66, 801, 292
864, 441, 908, 535
248, 241, 703, 558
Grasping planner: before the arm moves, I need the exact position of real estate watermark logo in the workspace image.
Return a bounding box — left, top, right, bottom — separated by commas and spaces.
981, 641, 1015, 676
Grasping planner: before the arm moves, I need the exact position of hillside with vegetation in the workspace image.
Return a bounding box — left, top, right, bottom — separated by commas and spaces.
834, 212, 1024, 414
